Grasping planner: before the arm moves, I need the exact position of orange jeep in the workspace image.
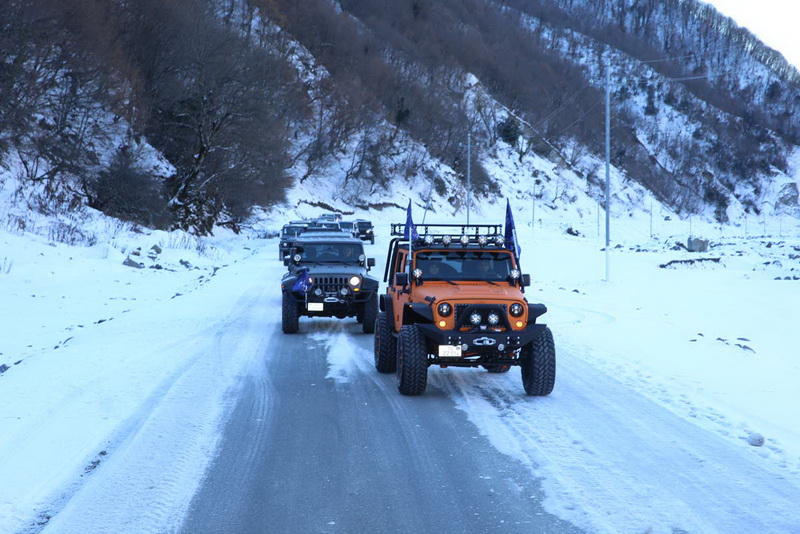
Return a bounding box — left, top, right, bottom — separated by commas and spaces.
374, 222, 555, 396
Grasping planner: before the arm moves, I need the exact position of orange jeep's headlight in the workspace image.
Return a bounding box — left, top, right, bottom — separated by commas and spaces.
437, 302, 452, 317
509, 302, 525, 317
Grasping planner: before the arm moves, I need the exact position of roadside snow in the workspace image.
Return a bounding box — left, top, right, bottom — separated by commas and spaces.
0, 219, 279, 533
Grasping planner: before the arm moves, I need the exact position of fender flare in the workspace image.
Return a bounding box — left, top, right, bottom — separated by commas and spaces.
379, 293, 393, 316
403, 302, 434, 324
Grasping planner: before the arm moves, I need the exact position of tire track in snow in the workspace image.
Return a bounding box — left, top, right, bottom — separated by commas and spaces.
35, 261, 282, 534
433, 351, 800, 533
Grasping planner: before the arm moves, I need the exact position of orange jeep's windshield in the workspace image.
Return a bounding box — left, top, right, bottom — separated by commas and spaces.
414, 250, 514, 282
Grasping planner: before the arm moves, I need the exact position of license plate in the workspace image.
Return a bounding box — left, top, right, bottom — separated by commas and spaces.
307, 302, 324, 311
438, 345, 462, 358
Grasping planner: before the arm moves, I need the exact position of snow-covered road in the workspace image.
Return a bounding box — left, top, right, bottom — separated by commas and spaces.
3, 234, 800, 533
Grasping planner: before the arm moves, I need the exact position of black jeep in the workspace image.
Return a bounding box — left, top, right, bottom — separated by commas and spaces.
278, 222, 309, 260
281, 232, 379, 334
354, 220, 375, 244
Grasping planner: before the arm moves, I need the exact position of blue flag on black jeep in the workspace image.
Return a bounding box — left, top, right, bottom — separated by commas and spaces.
403, 200, 419, 241
292, 267, 313, 292
505, 199, 521, 259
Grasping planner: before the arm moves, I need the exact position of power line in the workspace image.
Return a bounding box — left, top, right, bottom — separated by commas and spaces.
640, 54, 696, 64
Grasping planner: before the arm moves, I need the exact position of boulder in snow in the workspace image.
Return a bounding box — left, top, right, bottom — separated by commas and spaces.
123, 257, 144, 269
746, 432, 765, 447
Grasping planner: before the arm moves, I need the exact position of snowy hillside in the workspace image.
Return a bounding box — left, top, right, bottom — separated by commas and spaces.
2, 1, 800, 532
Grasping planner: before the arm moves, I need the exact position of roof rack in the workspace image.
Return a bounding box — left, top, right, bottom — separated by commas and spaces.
390, 223, 502, 237
390, 223, 508, 248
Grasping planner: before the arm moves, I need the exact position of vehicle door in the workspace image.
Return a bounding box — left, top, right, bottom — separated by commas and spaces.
390, 249, 410, 332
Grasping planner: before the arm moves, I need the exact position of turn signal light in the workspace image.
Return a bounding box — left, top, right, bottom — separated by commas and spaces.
515, 321, 524, 328
438, 320, 446, 328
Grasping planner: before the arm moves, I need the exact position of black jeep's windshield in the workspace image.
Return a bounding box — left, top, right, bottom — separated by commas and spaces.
297, 242, 364, 263
357, 222, 372, 230
282, 226, 305, 238
414, 250, 514, 281
311, 222, 340, 230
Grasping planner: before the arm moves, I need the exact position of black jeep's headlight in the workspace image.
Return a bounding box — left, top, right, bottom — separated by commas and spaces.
510, 303, 524, 317
437, 302, 452, 317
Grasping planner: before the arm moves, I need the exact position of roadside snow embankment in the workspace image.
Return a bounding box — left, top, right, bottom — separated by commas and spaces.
0, 225, 280, 533
530, 231, 800, 470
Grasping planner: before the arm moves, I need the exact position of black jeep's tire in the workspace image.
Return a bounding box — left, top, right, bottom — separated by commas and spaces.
483, 364, 511, 373
521, 327, 556, 396
370, 237, 375, 244
361, 293, 377, 334
374, 312, 397, 373
281, 292, 299, 334
396, 325, 428, 395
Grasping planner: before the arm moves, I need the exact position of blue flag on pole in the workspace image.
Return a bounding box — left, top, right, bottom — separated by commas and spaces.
292, 267, 313, 292
403, 200, 419, 241
505, 199, 521, 259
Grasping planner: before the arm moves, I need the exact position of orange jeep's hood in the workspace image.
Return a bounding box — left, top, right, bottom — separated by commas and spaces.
414, 281, 524, 302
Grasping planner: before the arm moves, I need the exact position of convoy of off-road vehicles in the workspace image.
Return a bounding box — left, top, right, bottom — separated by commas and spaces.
277, 206, 556, 397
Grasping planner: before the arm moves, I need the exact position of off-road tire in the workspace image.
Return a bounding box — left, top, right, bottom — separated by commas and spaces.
483, 364, 511, 373
396, 325, 428, 395
281, 292, 299, 334
361, 293, 377, 334
370, 237, 375, 244
374, 312, 397, 373
521, 327, 556, 396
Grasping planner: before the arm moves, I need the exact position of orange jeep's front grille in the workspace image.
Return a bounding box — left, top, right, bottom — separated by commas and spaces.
454, 304, 509, 330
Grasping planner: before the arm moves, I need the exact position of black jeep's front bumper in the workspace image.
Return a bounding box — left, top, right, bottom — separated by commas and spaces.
288, 290, 374, 318
415, 323, 547, 366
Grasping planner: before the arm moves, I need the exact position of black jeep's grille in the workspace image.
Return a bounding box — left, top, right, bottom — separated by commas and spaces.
455, 304, 508, 328
315, 276, 348, 293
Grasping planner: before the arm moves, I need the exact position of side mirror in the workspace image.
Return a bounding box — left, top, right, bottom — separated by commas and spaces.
367, 258, 376, 268
394, 272, 409, 286
521, 274, 531, 287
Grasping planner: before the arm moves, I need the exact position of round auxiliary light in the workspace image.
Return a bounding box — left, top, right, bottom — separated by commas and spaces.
339, 287, 349, 296
441, 235, 452, 246
349, 275, 361, 286
477, 235, 488, 246
487, 312, 500, 325
509, 302, 524, 317
412, 268, 423, 279
495, 236, 505, 247
469, 312, 482, 325
314, 287, 323, 297
293, 254, 302, 262
460, 235, 470, 246
358, 254, 366, 263
461, 343, 469, 351
509, 269, 521, 280
437, 302, 452, 317
498, 343, 505, 352
423, 234, 434, 245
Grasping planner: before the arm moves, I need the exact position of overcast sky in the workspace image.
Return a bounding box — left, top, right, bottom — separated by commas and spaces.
705, 0, 800, 68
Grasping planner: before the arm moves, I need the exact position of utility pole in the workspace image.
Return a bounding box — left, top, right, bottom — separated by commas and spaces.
604, 63, 611, 281
531, 183, 535, 234
466, 130, 471, 225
